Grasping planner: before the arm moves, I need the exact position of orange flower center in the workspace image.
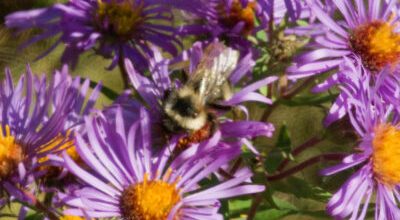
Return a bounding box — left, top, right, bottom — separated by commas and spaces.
372, 123, 400, 187
120, 172, 181, 220
217, 0, 256, 36
350, 19, 400, 71
0, 125, 22, 180
97, 0, 144, 38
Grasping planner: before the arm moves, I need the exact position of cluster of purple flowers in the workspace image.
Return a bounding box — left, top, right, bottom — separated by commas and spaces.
289, 0, 400, 219
2, 0, 400, 219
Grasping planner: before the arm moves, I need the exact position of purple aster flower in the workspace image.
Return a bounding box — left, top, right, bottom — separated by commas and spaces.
6, 0, 183, 69
59, 108, 265, 219
318, 56, 400, 126
0, 66, 73, 204
119, 41, 276, 154
322, 66, 400, 219
178, 0, 266, 52
259, 0, 312, 23
35, 66, 102, 185
288, 0, 400, 80
52, 66, 102, 131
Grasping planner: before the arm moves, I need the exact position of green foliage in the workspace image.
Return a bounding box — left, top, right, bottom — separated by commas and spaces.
265, 125, 292, 173
25, 213, 45, 220
279, 93, 338, 107
254, 198, 297, 220
271, 177, 331, 202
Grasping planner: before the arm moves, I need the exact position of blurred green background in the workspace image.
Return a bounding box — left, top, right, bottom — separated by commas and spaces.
0, 1, 359, 219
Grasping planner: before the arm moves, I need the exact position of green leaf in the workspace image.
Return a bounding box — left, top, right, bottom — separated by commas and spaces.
221, 200, 230, 219
279, 93, 338, 107
259, 86, 268, 96
272, 177, 332, 202
296, 20, 309, 26
273, 196, 298, 210
264, 125, 292, 173
299, 210, 331, 219
254, 197, 298, 220
264, 148, 284, 173
0, 213, 17, 218
255, 30, 268, 42
229, 199, 252, 216
255, 208, 294, 220
276, 125, 292, 154
25, 213, 45, 220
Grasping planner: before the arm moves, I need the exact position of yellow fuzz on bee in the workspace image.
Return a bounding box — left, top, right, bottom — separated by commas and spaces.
372, 123, 400, 187
97, 0, 144, 37
350, 18, 400, 71
120, 172, 181, 220
0, 125, 22, 179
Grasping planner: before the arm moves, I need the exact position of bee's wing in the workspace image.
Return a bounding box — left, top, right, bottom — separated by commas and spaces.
188, 43, 239, 103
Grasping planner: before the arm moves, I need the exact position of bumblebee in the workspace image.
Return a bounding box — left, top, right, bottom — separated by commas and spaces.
162, 42, 239, 149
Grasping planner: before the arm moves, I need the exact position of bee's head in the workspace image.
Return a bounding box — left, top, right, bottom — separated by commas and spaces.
162, 87, 207, 131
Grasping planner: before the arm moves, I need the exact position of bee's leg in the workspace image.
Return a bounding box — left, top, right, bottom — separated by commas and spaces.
208, 104, 244, 120
182, 70, 189, 83
207, 113, 219, 134
172, 69, 190, 84
162, 89, 172, 100
162, 116, 182, 133
208, 103, 233, 111
152, 123, 171, 149
217, 168, 235, 179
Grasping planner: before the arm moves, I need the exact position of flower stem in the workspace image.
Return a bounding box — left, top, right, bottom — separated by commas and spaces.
267, 1, 274, 40
247, 193, 263, 220
276, 136, 323, 172
217, 158, 243, 179
18, 190, 59, 220
266, 153, 345, 181
229, 158, 243, 175
261, 76, 316, 122
118, 52, 129, 89
281, 76, 316, 99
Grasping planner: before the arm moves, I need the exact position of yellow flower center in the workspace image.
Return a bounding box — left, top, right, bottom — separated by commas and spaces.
372, 123, 400, 187
60, 216, 85, 220
97, 0, 144, 38
350, 18, 400, 71
217, 0, 256, 36
38, 130, 77, 164
0, 125, 22, 179
120, 172, 181, 220
38, 131, 80, 178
